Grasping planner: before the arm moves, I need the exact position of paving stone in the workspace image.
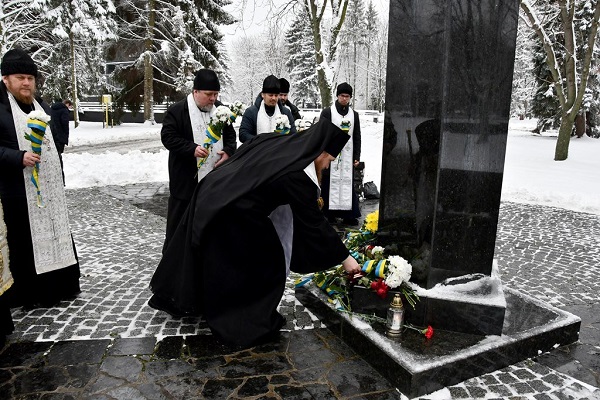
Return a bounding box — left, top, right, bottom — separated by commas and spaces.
2, 185, 598, 400
108, 337, 156, 356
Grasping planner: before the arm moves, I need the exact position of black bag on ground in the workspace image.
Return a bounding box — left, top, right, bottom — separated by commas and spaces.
363, 181, 380, 199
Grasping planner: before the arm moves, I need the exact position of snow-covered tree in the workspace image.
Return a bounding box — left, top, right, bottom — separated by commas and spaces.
363, 1, 378, 109
338, 0, 368, 93
285, 8, 320, 108
510, 12, 536, 120
0, 0, 117, 127
109, 0, 234, 122
227, 34, 274, 105
300, 0, 351, 107
521, 0, 600, 160
41, 0, 116, 127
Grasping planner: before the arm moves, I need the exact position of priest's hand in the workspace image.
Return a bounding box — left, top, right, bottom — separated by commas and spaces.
22, 151, 40, 167
194, 145, 209, 158
214, 150, 229, 168
342, 255, 361, 276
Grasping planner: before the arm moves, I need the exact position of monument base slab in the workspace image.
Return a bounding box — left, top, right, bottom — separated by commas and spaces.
296, 286, 580, 399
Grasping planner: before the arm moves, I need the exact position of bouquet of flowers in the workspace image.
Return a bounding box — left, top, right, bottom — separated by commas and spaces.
295, 119, 311, 132
197, 105, 233, 171
228, 101, 247, 123
24, 110, 51, 208
296, 210, 419, 311
274, 115, 291, 135
340, 118, 351, 132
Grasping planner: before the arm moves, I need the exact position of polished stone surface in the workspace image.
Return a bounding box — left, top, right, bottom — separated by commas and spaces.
380, 0, 520, 287
297, 285, 581, 398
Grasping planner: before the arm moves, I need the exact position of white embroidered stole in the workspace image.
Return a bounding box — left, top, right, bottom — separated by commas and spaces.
187, 94, 223, 182
256, 101, 281, 135
329, 106, 355, 210
0, 202, 13, 296
10, 94, 77, 274
269, 162, 320, 277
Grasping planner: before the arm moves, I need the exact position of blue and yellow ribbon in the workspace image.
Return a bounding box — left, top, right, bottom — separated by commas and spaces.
361, 259, 387, 278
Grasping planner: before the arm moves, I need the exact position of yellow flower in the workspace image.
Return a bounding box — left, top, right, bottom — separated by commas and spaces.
364, 210, 379, 233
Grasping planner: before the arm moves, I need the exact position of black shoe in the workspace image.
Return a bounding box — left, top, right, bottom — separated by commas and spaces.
342, 218, 359, 226
148, 295, 193, 318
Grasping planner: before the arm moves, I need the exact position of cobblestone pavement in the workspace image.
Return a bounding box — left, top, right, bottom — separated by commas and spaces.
1, 182, 599, 399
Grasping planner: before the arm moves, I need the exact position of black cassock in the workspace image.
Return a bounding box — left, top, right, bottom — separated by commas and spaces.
150, 121, 350, 348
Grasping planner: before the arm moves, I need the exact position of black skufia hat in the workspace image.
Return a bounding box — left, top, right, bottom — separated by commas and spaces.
324, 128, 350, 156
336, 82, 353, 97
262, 75, 281, 94
193, 69, 220, 91
279, 78, 290, 93
1, 48, 38, 77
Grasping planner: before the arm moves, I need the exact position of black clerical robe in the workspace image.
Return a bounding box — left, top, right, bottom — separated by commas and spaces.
150, 121, 350, 348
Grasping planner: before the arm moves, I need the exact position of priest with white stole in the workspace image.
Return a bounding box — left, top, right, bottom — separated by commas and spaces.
158, 69, 237, 256
0, 48, 80, 310
318, 82, 362, 226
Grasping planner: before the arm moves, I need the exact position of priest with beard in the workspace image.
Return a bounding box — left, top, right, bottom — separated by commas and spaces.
0, 49, 80, 309
149, 120, 361, 349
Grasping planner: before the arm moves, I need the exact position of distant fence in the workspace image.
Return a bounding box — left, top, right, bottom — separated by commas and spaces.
77, 102, 383, 124
78, 102, 169, 124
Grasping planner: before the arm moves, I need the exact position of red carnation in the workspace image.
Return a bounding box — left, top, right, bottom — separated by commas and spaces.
423, 325, 434, 339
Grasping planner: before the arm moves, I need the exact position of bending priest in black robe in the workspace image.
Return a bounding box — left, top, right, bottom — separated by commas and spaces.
150, 120, 361, 348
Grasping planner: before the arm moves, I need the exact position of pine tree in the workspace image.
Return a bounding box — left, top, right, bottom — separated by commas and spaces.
0, 0, 117, 127
108, 0, 234, 122
338, 0, 368, 97
363, 1, 378, 109
285, 8, 319, 108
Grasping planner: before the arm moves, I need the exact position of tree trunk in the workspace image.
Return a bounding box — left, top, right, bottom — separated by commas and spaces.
554, 116, 574, 161
143, 0, 155, 123
69, 31, 79, 128
575, 113, 586, 138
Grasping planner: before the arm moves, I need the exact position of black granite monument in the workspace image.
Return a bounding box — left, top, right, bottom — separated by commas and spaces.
373, 0, 524, 335
297, 0, 581, 397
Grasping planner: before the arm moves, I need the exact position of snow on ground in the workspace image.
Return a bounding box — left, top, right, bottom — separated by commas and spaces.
63, 117, 600, 216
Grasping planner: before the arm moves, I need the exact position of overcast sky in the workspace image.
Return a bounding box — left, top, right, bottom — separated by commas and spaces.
221, 0, 390, 49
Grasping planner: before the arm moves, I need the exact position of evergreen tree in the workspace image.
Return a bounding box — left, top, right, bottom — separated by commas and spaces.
530, 34, 561, 133
285, 8, 319, 108
108, 0, 234, 122
338, 0, 367, 96
363, 1, 378, 109
0, 0, 116, 127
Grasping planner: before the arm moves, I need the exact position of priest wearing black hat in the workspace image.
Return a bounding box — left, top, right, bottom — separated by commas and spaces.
318, 82, 362, 226
278, 78, 302, 120
150, 120, 361, 348
159, 68, 237, 252
0, 48, 81, 311
239, 74, 296, 143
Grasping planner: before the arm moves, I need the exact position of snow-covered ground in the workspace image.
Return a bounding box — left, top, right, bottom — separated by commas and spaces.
63, 117, 600, 216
